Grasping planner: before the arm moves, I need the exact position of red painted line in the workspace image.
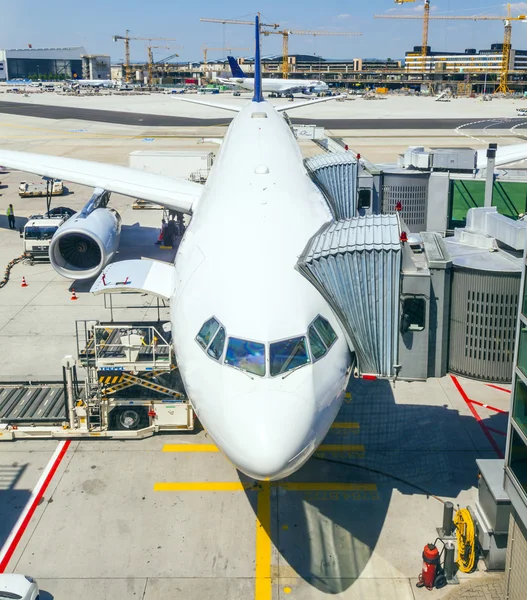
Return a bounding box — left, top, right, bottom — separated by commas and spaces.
450, 375, 504, 459
485, 384, 511, 394
0, 440, 70, 573
466, 398, 508, 415
486, 427, 507, 437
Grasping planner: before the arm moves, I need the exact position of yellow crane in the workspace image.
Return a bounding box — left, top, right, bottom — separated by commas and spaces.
113, 31, 178, 83
374, 2, 527, 93
146, 46, 180, 86
261, 29, 362, 77
202, 45, 250, 64
200, 17, 361, 77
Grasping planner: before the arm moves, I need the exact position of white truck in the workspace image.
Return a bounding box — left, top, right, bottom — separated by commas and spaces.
22, 216, 66, 260
19, 180, 64, 197
129, 150, 214, 182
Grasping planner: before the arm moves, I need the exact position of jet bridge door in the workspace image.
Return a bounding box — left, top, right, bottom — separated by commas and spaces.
297, 215, 402, 377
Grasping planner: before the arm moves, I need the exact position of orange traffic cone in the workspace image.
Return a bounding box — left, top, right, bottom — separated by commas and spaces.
70, 288, 78, 301
21, 276, 28, 287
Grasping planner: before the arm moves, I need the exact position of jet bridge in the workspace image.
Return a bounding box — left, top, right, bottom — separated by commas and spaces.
297, 214, 403, 378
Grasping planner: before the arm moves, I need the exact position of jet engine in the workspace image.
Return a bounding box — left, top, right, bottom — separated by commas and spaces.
49, 188, 121, 280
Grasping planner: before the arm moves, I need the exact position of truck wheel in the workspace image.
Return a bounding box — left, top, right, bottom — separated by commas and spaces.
111, 406, 148, 431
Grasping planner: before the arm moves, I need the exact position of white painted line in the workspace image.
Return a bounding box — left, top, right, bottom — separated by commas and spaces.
0, 440, 70, 572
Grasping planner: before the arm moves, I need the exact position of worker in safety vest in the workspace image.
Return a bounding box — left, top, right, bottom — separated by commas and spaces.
6, 204, 15, 229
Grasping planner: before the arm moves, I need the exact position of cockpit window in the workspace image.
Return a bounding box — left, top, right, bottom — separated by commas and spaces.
207, 327, 226, 360
196, 317, 219, 349
225, 337, 266, 377
308, 325, 327, 360
313, 316, 337, 349
270, 336, 310, 377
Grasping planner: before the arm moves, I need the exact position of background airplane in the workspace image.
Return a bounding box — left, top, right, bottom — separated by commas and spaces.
217, 56, 329, 96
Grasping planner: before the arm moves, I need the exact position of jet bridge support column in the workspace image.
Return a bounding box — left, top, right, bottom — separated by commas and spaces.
484, 143, 497, 208
62, 355, 78, 430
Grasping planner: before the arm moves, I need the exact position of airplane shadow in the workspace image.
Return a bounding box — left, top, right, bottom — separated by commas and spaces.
239, 377, 508, 594
0, 463, 30, 548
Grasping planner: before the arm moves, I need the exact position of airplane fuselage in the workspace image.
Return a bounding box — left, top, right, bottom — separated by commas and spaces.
220, 76, 328, 95
171, 100, 351, 480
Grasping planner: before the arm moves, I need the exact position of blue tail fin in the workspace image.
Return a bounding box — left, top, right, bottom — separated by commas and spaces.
253, 15, 263, 103
227, 56, 246, 79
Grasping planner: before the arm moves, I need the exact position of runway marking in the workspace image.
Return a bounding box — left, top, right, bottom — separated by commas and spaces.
331, 421, 360, 429
450, 375, 506, 459
154, 478, 377, 600
317, 444, 364, 452
485, 383, 511, 394
162, 443, 219, 452
163, 442, 365, 455
0, 440, 71, 572
255, 482, 271, 600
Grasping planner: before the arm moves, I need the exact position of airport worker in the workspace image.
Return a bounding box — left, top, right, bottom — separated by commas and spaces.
156, 219, 167, 245
164, 217, 177, 247
6, 204, 15, 229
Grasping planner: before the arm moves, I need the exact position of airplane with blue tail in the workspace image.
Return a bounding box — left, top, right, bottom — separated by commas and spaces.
216, 55, 329, 96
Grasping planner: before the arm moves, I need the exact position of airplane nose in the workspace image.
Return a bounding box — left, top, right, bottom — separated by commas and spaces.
219, 391, 316, 481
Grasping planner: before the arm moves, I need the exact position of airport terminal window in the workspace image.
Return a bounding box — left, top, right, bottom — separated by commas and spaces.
308, 325, 327, 360
313, 316, 337, 348
207, 327, 226, 361
225, 337, 266, 377
400, 297, 426, 333
270, 336, 310, 377
509, 427, 527, 496
517, 324, 527, 378
196, 317, 220, 350
358, 189, 371, 210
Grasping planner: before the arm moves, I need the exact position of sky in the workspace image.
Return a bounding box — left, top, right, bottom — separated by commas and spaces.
1, 1, 527, 63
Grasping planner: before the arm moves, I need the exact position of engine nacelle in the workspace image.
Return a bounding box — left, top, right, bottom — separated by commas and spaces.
49, 189, 121, 280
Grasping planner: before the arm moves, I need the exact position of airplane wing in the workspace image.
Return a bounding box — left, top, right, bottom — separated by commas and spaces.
173, 97, 241, 113
91, 259, 175, 301
0, 149, 202, 214
275, 95, 347, 113
476, 143, 527, 169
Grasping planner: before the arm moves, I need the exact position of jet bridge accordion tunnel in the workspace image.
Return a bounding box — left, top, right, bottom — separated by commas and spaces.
303, 152, 521, 382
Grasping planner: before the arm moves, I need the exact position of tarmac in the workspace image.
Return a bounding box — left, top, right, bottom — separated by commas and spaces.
0, 95, 515, 599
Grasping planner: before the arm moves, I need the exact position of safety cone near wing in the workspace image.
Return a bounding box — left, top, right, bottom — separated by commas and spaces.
70, 288, 78, 301
21, 276, 28, 287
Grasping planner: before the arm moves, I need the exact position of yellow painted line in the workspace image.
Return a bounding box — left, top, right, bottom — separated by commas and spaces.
255, 482, 271, 600
318, 444, 365, 452
331, 422, 360, 429
277, 482, 377, 492
154, 481, 259, 492
163, 444, 219, 452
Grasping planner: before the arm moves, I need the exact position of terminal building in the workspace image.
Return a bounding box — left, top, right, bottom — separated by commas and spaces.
0, 46, 86, 80
81, 54, 111, 80
405, 43, 527, 73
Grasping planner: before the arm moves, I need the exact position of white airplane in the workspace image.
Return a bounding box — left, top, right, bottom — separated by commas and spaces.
0, 18, 350, 480
1, 19, 527, 479
217, 56, 329, 96
65, 79, 116, 89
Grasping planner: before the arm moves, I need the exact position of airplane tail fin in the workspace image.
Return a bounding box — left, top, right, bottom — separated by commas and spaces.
253, 15, 263, 103
227, 56, 246, 79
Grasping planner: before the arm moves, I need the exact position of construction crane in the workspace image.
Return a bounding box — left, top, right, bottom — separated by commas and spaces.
374, 3, 527, 93
112, 31, 178, 83
200, 17, 361, 77
376, 0, 431, 65
262, 29, 362, 77
202, 45, 250, 64
147, 46, 180, 86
